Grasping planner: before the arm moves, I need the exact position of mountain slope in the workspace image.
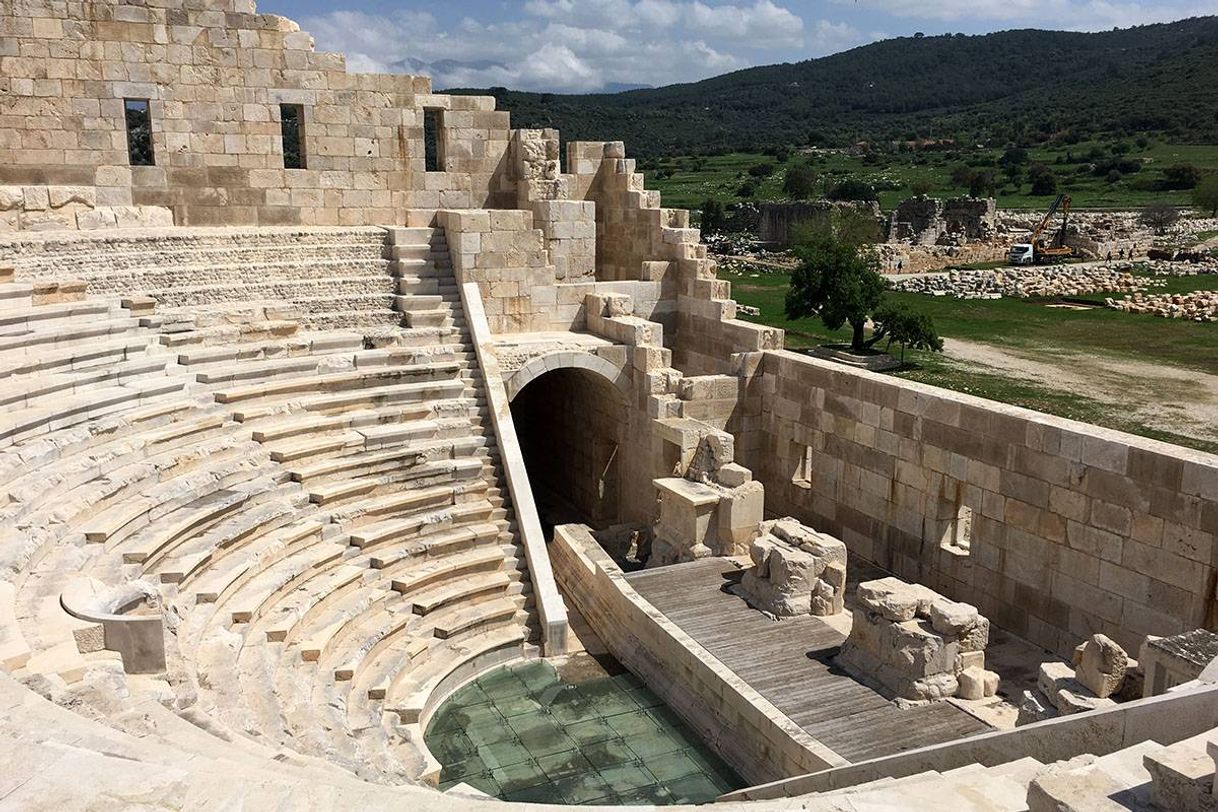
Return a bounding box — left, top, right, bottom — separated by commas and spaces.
448, 17, 1218, 156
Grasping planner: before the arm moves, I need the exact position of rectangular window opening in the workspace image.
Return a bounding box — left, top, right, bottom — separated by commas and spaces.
280, 104, 306, 170
124, 99, 154, 167
424, 108, 444, 172
792, 443, 814, 490
941, 503, 974, 555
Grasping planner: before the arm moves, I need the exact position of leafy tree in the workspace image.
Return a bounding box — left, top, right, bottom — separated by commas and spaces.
1194, 174, 1218, 217
1002, 163, 1023, 185
950, 164, 976, 189
969, 169, 997, 198
999, 147, 1028, 167
748, 162, 775, 178
1162, 163, 1202, 190
826, 178, 877, 202
737, 179, 758, 198
1140, 203, 1180, 234
1028, 164, 1058, 195
910, 178, 934, 196
871, 302, 944, 362
782, 163, 819, 200
699, 198, 726, 233
785, 222, 887, 352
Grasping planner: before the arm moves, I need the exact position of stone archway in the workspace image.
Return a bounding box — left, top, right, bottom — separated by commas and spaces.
504, 351, 629, 405
508, 361, 629, 530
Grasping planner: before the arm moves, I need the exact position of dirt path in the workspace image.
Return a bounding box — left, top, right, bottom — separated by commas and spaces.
942, 338, 1218, 444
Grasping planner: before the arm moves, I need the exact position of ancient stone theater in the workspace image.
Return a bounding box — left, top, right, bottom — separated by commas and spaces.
2, 1, 1218, 809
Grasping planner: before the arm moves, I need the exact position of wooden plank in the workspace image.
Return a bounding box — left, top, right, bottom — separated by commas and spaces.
626, 557, 990, 763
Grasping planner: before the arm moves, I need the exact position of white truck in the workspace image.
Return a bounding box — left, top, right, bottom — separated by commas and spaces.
1008, 243, 1036, 265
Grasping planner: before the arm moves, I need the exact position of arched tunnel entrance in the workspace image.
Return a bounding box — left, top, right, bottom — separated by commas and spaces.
509, 366, 627, 531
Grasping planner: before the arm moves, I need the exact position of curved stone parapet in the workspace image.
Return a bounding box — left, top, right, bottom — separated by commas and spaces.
60, 576, 166, 674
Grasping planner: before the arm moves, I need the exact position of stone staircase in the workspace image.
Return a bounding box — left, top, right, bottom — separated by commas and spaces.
0, 228, 541, 787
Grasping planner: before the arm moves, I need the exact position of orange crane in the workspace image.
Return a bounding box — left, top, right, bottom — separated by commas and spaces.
1008, 194, 1078, 265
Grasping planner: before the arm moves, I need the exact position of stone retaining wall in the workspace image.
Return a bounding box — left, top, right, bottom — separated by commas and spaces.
749, 350, 1218, 659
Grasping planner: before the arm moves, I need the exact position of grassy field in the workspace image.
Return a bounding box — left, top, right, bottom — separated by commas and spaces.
645, 141, 1218, 212
723, 264, 1218, 452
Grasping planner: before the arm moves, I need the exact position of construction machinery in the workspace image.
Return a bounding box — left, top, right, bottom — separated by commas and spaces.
1009, 194, 1078, 265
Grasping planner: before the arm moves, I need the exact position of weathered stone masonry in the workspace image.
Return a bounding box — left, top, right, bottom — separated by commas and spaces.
748, 351, 1218, 659
0, 0, 513, 226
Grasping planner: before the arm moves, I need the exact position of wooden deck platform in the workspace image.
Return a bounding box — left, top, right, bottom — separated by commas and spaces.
625, 557, 992, 763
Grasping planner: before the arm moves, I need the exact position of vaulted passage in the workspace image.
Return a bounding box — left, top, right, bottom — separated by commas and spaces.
510, 367, 627, 529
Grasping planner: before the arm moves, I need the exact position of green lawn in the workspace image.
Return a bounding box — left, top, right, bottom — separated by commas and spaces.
722, 264, 1218, 453
645, 141, 1218, 213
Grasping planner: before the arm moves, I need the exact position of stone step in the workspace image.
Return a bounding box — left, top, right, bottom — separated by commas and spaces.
287, 429, 486, 484
1144, 730, 1218, 812
393, 294, 445, 311
0, 581, 32, 670
410, 570, 511, 617
385, 227, 439, 244
187, 519, 328, 605
0, 281, 34, 302
0, 334, 152, 379
0, 315, 142, 355
1027, 740, 1165, 812
159, 499, 305, 587
404, 309, 458, 329
214, 362, 463, 404
225, 541, 348, 625
175, 333, 365, 367
259, 564, 370, 643
0, 376, 188, 449
348, 498, 497, 551
0, 357, 169, 409
0, 298, 114, 333
385, 624, 527, 724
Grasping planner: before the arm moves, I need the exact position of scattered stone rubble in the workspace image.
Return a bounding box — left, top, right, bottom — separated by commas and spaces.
1106, 290, 1218, 321
1141, 258, 1218, 276
838, 577, 997, 702
734, 518, 847, 618
1023, 635, 1143, 724
892, 265, 1153, 300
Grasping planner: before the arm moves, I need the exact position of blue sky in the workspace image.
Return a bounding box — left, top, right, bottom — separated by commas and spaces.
258, 0, 1218, 93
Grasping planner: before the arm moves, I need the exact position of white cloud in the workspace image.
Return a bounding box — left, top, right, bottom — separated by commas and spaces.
300, 1, 812, 92
846, 0, 1216, 29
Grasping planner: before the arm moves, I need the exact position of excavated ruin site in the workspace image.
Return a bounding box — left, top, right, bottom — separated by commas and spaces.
2, 2, 1218, 810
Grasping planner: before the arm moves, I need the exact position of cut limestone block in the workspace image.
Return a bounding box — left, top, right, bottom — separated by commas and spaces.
840, 577, 996, 702
736, 518, 847, 618
1074, 634, 1128, 699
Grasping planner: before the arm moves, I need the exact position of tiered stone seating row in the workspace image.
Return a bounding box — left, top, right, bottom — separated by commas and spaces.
0, 227, 538, 787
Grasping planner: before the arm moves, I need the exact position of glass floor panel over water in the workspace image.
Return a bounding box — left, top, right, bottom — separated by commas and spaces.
426, 657, 744, 805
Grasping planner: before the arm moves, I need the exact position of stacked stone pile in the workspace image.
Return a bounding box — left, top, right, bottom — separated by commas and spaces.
1106, 290, 1218, 321
734, 518, 847, 618
893, 266, 1150, 300
838, 577, 998, 702
1142, 258, 1218, 277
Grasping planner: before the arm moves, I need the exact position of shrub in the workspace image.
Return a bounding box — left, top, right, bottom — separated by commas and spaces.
1161, 163, 1202, 190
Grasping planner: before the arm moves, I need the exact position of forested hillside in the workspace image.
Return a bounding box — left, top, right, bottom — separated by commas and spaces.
448, 17, 1218, 156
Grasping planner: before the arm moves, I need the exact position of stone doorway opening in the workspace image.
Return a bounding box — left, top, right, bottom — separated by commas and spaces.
509, 366, 627, 531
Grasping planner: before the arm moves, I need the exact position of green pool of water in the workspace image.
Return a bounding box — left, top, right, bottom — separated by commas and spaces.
426, 658, 744, 805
